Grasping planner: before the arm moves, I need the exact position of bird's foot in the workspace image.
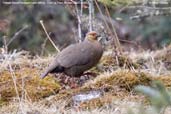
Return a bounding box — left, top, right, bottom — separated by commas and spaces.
83, 72, 97, 77
78, 72, 98, 86
54, 74, 80, 89
54, 72, 97, 89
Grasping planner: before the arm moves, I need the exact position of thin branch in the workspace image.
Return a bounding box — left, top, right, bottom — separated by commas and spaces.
88, 0, 94, 31
71, 0, 82, 42
94, 0, 122, 53
105, 5, 122, 53
94, 0, 111, 34
130, 11, 171, 20
3, 36, 7, 53
9, 63, 20, 103
40, 20, 60, 53
41, 38, 48, 56
126, 5, 171, 10
81, 0, 83, 16
7, 25, 28, 47
76, 4, 82, 42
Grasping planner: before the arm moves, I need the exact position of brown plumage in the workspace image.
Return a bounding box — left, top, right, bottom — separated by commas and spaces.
41, 31, 103, 79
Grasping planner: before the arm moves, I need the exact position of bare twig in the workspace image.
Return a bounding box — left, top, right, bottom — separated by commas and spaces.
9, 61, 26, 114
81, 0, 83, 16
94, 0, 122, 53
126, 5, 171, 10
94, 0, 111, 34
9, 64, 20, 103
70, 0, 82, 42
7, 25, 28, 47
40, 20, 60, 53
3, 36, 7, 53
88, 0, 94, 31
74, 2, 82, 42
105, 5, 122, 53
130, 11, 171, 20
41, 38, 48, 56
76, 5, 82, 42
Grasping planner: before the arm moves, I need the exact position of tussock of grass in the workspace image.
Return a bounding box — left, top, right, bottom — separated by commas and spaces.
1, 47, 171, 112
95, 53, 140, 73
0, 67, 60, 105
39, 70, 151, 109
42, 69, 171, 109
86, 70, 152, 91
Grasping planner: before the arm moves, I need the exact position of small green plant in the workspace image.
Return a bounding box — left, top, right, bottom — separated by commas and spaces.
134, 81, 171, 114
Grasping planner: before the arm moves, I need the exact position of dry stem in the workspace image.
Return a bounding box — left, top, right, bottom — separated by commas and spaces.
40, 20, 60, 53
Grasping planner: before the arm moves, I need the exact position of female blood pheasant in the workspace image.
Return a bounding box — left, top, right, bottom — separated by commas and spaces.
41, 31, 103, 78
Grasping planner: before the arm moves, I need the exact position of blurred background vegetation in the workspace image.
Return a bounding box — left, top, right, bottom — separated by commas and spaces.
0, 0, 171, 55
1, 1, 171, 113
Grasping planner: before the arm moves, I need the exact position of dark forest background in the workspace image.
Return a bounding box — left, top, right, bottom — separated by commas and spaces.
0, 0, 171, 55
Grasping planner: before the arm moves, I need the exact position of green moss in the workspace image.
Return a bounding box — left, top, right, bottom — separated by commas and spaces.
0, 68, 61, 103
39, 70, 171, 109
88, 71, 152, 91
0, 99, 7, 107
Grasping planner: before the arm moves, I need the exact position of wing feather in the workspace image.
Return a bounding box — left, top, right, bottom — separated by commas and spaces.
56, 42, 94, 68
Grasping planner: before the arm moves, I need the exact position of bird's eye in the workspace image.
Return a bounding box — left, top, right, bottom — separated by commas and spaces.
93, 34, 97, 37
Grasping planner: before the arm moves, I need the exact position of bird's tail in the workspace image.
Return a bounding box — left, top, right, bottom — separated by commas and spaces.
40, 64, 64, 79
40, 71, 49, 79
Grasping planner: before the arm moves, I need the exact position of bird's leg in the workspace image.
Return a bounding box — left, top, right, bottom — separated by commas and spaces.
61, 76, 79, 89
54, 73, 97, 89
83, 72, 97, 77
54, 73, 70, 89
69, 77, 79, 88
54, 73, 66, 83
54, 73, 80, 89
78, 72, 98, 85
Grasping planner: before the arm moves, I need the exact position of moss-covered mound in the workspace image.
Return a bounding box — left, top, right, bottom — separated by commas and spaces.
40, 71, 150, 108
0, 67, 60, 106
87, 71, 152, 90
41, 70, 171, 109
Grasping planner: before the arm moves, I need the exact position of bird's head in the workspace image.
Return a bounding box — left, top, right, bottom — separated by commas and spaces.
86, 31, 100, 41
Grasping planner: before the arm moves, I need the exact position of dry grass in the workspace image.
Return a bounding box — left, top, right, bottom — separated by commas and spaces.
0, 51, 60, 106
1, 47, 171, 114
0, 97, 142, 114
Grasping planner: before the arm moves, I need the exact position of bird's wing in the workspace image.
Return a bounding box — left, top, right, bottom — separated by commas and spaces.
57, 43, 94, 68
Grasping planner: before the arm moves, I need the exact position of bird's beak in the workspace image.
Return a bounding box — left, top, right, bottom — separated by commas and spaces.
97, 35, 103, 42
